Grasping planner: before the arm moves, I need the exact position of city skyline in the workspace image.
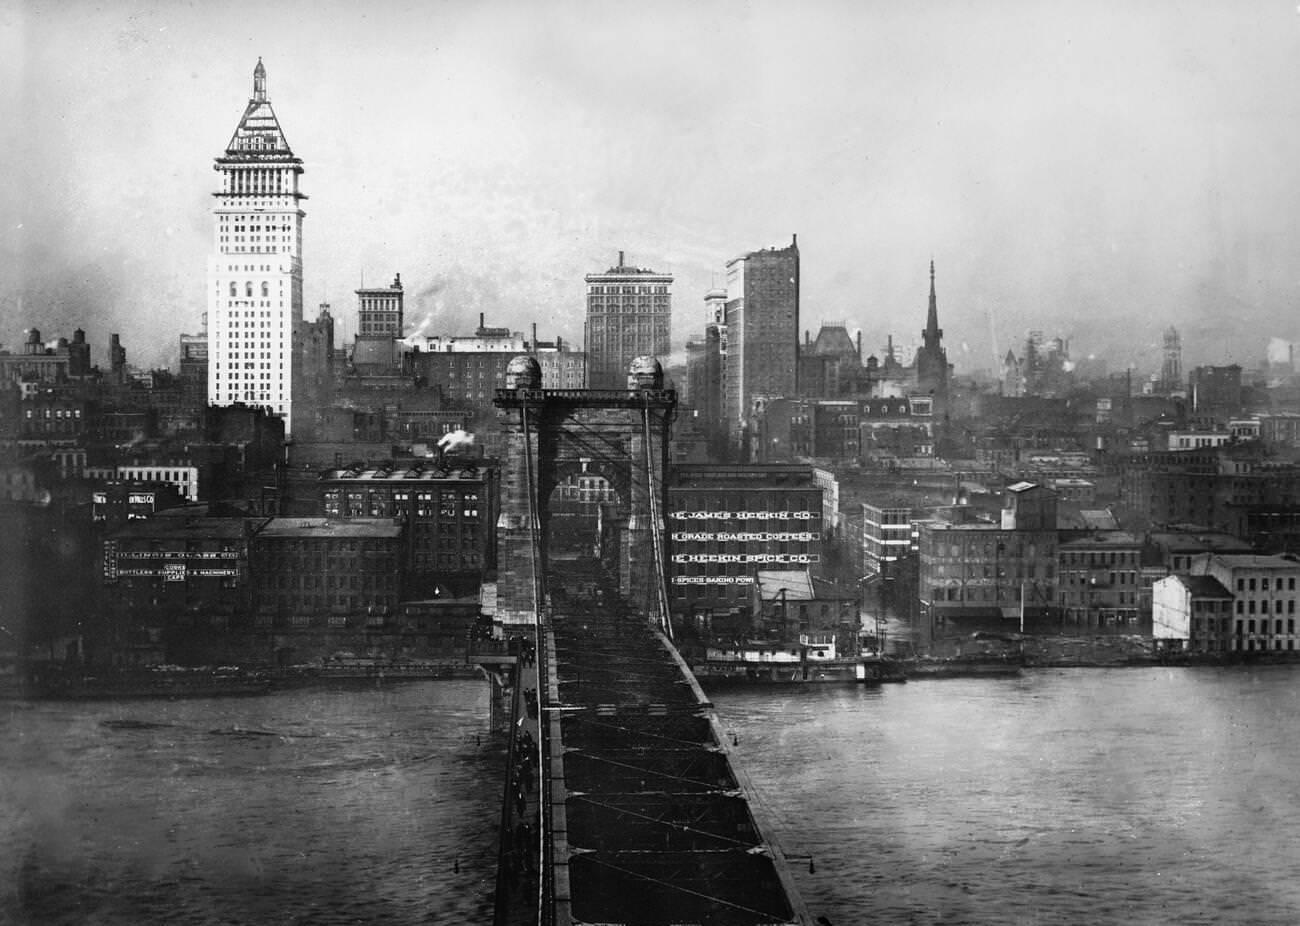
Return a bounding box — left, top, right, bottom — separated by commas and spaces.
5, 1, 1300, 374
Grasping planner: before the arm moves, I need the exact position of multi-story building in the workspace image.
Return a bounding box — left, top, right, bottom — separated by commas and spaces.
584, 251, 673, 390
87, 461, 202, 502
91, 482, 186, 527
407, 322, 584, 415
179, 325, 209, 386
1120, 446, 1300, 538
250, 518, 402, 622
207, 58, 306, 434
918, 484, 1060, 647
1188, 364, 1243, 419
356, 273, 404, 339
352, 274, 405, 373
683, 324, 725, 457
748, 395, 934, 462
534, 338, 587, 391
1152, 574, 1235, 653
1056, 532, 1143, 630
862, 499, 916, 577
317, 459, 499, 597
0, 328, 93, 386
666, 463, 824, 616
103, 515, 261, 662
724, 237, 800, 444
1189, 553, 1300, 652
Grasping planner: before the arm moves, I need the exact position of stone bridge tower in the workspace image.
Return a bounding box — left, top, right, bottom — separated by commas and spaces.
493, 356, 676, 627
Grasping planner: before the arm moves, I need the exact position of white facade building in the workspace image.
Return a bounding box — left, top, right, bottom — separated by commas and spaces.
207, 59, 306, 435
1188, 553, 1300, 652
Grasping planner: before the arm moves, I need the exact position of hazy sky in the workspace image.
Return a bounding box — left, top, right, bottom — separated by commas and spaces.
4, 0, 1300, 374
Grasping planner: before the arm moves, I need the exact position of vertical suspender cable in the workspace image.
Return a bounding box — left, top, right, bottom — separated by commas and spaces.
519, 398, 551, 925
642, 400, 673, 640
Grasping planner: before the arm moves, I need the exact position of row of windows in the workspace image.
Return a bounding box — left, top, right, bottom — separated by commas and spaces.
1062, 551, 1139, 566
1235, 576, 1297, 592
24, 407, 82, 419
1194, 618, 1298, 635
587, 285, 670, 294
1060, 591, 1140, 605
220, 245, 285, 254
225, 282, 280, 298
260, 572, 395, 589
1236, 599, 1298, 614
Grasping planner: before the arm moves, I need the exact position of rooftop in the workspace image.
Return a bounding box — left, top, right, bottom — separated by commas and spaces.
320, 461, 488, 482
1059, 531, 1142, 548
1174, 575, 1233, 598
755, 569, 814, 600
111, 517, 256, 541
1209, 554, 1300, 570
259, 518, 401, 539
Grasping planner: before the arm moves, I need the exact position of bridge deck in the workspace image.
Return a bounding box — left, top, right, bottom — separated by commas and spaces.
539, 572, 808, 926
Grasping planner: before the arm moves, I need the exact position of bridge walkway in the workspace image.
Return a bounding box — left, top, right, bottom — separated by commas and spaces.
535, 565, 809, 925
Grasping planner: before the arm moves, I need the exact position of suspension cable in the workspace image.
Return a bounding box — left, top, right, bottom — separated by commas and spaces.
642, 399, 673, 640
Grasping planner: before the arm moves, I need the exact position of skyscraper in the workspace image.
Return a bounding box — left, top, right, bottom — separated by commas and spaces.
207, 59, 306, 434
583, 251, 672, 389
723, 236, 800, 443
352, 274, 405, 373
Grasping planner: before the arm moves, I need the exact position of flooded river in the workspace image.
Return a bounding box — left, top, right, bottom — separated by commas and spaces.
713, 665, 1300, 925
0, 680, 499, 925
4, 667, 1299, 924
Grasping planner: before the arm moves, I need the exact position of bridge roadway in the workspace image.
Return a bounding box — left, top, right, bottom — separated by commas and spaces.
494, 563, 812, 926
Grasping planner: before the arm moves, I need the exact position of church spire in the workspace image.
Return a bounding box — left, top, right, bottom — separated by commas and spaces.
253, 57, 266, 102
923, 260, 942, 348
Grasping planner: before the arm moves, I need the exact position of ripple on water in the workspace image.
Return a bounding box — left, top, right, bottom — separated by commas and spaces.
713, 667, 1300, 926
0, 681, 500, 925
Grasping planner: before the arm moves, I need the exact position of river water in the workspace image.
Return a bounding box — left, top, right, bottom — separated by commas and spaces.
713, 665, 1300, 926
0, 680, 500, 925
3, 668, 1299, 925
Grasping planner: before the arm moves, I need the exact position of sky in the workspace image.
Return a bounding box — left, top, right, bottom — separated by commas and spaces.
4, 0, 1300, 376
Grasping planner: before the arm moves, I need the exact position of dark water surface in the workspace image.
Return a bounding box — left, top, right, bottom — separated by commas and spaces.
0, 681, 499, 925
712, 666, 1300, 926
5, 668, 1300, 925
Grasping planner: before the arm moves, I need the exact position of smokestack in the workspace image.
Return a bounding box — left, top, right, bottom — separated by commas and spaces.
479, 312, 484, 331
532, 323, 538, 353
618, 250, 625, 268
856, 331, 862, 360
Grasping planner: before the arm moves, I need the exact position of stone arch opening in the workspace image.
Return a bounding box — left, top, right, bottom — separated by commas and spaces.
493, 357, 676, 627
543, 458, 630, 565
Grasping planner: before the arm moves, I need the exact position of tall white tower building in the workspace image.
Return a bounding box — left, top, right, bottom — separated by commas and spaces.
207, 58, 306, 434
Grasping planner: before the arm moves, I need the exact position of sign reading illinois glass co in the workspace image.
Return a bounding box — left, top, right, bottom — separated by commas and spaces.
670, 510, 816, 520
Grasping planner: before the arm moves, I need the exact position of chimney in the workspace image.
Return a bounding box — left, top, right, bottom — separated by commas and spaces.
856, 330, 862, 359
618, 250, 625, 268
532, 323, 538, 353
479, 312, 484, 332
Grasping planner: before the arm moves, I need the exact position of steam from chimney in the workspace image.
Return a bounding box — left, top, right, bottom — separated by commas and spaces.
437, 429, 475, 452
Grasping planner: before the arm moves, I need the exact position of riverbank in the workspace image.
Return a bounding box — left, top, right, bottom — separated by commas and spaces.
12, 661, 485, 700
